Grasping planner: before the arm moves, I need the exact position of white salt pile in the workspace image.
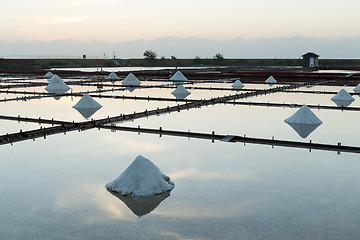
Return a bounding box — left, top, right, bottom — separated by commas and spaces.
353, 83, 360, 93
107, 72, 119, 83
171, 85, 191, 99
284, 105, 323, 138
331, 89, 355, 107
45, 75, 70, 97
122, 73, 141, 86
170, 70, 187, 82
44, 71, 54, 79
265, 76, 277, 84
231, 79, 244, 90
106, 155, 175, 196
47, 74, 62, 83
73, 94, 102, 119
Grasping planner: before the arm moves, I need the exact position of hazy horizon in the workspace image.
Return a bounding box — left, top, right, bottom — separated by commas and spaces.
1, 0, 360, 59
1, 36, 360, 59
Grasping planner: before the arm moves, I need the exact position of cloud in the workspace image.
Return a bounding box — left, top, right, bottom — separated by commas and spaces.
169, 167, 258, 182
89, 134, 170, 155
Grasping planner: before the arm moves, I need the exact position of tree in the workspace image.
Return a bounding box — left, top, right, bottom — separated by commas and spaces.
143, 50, 157, 60
193, 56, 202, 64
171, 56, 177, 60
213, 53, 224, 60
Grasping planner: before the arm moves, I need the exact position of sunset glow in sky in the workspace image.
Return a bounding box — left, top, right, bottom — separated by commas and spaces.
1, 0, 360, 42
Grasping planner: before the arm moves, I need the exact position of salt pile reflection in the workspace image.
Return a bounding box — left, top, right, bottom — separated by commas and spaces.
284, 105, 323, 138
231, 79, 244, 90
331, 89, 355, 107
171, 85, 191, 99
106, 155, 174, 217
73, 94, 102, 119
108, 191, 171, 217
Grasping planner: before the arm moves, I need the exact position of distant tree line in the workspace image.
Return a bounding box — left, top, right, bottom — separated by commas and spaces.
143, 50, 225, 61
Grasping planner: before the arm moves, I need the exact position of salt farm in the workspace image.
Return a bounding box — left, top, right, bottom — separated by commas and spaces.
1, 66, 360, 239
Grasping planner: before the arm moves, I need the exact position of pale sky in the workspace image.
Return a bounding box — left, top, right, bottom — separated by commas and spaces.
1, 0, 360, 42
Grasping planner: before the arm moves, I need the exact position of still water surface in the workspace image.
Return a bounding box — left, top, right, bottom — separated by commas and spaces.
1, 78, 360, 239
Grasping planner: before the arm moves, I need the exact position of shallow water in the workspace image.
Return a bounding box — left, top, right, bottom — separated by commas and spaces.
1, 75, 360, 239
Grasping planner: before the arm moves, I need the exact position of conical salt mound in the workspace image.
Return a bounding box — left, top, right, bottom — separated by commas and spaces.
107, 72, 119, 83
331, 89, 355, 107
170, 70, 187, 82
122, 73, 141, 86
45, 75, 70, 94
44, 71, 54, 79
0, 76, 3, 81
353, 83, 360, 93
171, 85, 191, 99
106, 155, 175, 197
232, 80, 244, 90
284, 105, 323, 138
265, 76, 277, 84
48, 74, 62, 83
73, 94, 102, 119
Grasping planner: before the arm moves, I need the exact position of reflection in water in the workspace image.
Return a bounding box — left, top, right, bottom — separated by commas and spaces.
73, 94, 102, 119
171, 85, 191, 99
284, 105, 322, 138
107, 190, 172, 217
354, 83, 360, 94
107, 72, 119, 84
331, 89, 355, 107
74, 107, 101, 119
231, 80, 244, 90
265, 75, 277, 85
122, 73, 141, 86
45, 74, 71, 100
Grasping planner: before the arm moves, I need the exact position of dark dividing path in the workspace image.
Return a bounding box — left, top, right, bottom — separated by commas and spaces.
2, 122, 359, 154
227, 101, 360, 111
100, 125, 360, 154
0, 82, 311, 145
2, 80, 356, 154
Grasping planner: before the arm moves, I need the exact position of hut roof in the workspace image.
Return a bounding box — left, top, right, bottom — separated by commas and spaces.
302, 52, 320, 57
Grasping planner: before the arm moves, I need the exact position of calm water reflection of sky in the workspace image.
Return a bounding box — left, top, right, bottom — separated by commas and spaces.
1, 79, 360, 239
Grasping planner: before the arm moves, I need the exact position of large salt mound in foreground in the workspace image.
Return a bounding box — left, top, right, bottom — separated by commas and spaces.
106, 155, 175, 196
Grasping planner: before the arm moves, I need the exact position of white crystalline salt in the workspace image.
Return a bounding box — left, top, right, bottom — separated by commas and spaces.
122, 73, 141, 86
107, 72, 119, 80
171, 85, 191, 99
44, 71, 54, 79
106, 155, 175, 196
331, 89, 355, 107
232, 80, 244, 89
45, 75, 70, 93
170, 71, 187, 82
73, 94, 102, 118
353, 83, 360, 93
48, 74, 62, 83
265, 76, 277, 84
284, 105, 322, 138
